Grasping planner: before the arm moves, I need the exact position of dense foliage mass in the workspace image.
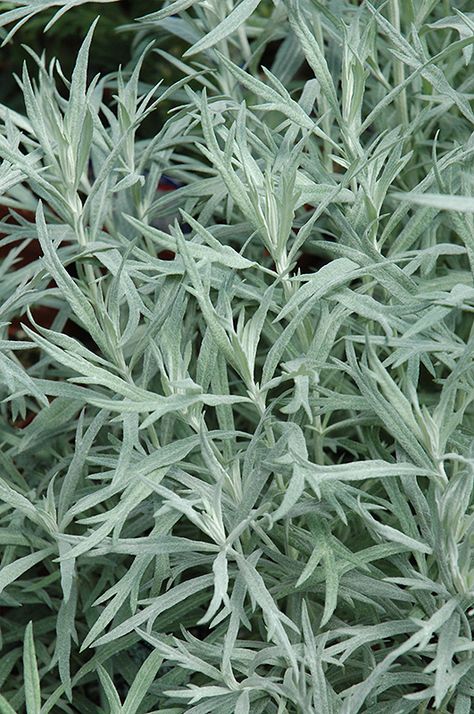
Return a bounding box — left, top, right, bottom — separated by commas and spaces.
0, 1, 474, 712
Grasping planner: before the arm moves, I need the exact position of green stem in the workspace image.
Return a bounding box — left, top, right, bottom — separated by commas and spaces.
389, 0, 409, 128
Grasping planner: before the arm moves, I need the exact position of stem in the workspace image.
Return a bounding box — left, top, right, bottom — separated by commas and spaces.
389, 0, 409, 128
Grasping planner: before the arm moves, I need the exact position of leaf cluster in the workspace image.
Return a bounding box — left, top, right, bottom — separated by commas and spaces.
0, 1, 474, 712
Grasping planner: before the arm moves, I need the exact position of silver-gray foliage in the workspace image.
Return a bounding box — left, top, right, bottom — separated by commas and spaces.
0, 1, 474, 712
